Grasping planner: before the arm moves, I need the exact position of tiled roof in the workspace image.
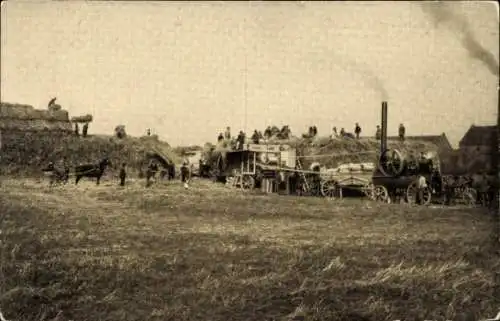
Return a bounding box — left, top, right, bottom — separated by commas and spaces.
458, 125, 497, 147
387, 133, 453, 150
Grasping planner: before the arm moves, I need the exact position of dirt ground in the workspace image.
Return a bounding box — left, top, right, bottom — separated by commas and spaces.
0, 177, 499, 321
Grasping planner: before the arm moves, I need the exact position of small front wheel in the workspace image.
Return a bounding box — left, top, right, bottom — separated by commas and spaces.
373, 185, 390, 203
241, 175, 256, 190
320, 180, 341, 199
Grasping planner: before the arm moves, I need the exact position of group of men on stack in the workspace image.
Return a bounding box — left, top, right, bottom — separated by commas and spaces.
214, 122, 410, 150
329, 123, 362, 139
216, 125, 292, 150
374, 123, 406, 141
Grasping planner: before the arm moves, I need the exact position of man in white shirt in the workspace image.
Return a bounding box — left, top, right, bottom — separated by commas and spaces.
416, 174, 428, 205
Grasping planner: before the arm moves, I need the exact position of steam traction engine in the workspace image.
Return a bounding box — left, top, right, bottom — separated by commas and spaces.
371, 101, 441, 205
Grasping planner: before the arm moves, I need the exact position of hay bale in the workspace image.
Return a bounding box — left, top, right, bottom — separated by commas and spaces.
49, 110, 70, 122
48, 104, 62, 112
0, 119, 72, 132
0, 102, 70, 122
0, 103, 34, 119
71, 114, 93, 123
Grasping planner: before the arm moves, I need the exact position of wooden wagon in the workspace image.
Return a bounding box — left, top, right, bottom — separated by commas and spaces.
319, 163, 376, 199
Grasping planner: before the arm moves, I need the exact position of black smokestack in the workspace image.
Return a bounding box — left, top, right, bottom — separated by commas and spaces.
381, 101, 388, 153
420, 2, 499, 77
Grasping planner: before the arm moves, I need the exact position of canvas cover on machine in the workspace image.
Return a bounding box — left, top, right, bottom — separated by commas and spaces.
326, 162, 375, 174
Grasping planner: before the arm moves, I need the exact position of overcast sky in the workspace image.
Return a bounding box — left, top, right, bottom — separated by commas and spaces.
1, 1, 498, 147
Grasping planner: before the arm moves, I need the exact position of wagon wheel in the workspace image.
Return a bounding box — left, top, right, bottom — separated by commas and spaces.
406, 182, 432, 205
373, 185, 390, 203
362, 182, 375, 200
379, 149, 405, 177
455, 187, 477, 206
241, 175, 255, 190
320, 179, 341, 199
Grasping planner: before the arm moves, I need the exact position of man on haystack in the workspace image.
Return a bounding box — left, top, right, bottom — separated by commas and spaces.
264, 126, 272, 139
48, 97, 57, 108
354, 123, 362, 139
251, 130, 260, 144
224, 127, 231, 140
375, 125, 381, 140
399, 124, 406, 142
236, 131, 246, 149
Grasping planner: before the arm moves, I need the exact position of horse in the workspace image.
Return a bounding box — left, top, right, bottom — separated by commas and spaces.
75, 157, 111, 185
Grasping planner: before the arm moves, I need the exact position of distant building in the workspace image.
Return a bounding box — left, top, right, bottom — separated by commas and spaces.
439, 125, 497, 175
458, 125, 497, 153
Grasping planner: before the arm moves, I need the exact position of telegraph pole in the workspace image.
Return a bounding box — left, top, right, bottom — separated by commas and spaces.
243, 13, 248, 135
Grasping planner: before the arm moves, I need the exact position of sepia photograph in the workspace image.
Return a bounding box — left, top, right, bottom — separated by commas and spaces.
0, 1, 499, 320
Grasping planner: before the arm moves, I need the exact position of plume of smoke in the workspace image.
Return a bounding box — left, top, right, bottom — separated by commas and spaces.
326, 52, 388, 100
420, 2, 499, 77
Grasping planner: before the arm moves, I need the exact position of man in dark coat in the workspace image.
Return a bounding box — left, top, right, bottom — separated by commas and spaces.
399, 124, 406, 142
146, 161, 158, 187
180, 160, 190, 188
48, 97, 57, 108
375, 125, 381, 140
264, 126, 272, 139
237, 131, 246, 149
119, 163, 127, 186
354, 123, 362, 139
82, 123, 89, 137
224, 127, 231, 140
251, 130, 260, 144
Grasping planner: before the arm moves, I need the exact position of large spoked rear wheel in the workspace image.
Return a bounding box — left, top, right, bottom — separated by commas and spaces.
406, 182, 432, 205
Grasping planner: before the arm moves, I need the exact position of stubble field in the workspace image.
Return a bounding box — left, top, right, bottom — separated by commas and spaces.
0, 177, 499, 321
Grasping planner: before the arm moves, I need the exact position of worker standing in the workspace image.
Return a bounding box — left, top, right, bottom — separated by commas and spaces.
375, 125, 381, 140
415, 174, 428, 205
119, 162, 127, 186
354, 123, 362, 139
180, 160, 191, 189
399, 124, 406, 142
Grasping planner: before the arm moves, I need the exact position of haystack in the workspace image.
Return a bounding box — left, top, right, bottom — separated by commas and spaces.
0, 102, 70, 122
0, 102, 72, 132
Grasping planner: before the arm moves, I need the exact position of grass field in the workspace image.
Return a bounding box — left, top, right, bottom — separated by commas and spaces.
0, 177, 499, 321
